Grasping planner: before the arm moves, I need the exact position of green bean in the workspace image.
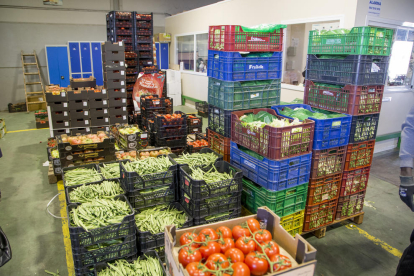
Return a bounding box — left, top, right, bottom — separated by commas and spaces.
97, 255, 163, 276
69, 198, 132, 231
124, 156, 173, 176
174, 152, 218, 168
69, 181, 123, 203
135, 205, 187, 234
100, 163, 121, 179
64, 168, 102, 186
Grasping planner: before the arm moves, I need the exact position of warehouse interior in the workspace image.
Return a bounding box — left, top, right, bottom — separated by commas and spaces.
1, 0, 414, 276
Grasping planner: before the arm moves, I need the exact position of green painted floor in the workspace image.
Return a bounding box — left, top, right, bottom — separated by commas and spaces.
0, 109, 413, 276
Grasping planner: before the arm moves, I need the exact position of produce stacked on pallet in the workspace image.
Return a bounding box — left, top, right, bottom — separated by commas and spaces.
135, 13, 154, 73
46, 137, 61, 176
110, 124, 149, 152
153, 111, 187, 154
301, 27, 393, 230
206, 24, 284, 162
35, 109, 48, 129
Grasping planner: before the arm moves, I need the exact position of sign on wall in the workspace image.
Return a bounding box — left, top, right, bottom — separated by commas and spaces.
368, 0, 382, 17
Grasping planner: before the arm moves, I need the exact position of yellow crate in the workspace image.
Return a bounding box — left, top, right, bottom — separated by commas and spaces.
280, 209, 305, 236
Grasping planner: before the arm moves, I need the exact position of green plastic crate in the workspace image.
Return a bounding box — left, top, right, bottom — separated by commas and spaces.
308, 27, 393, 56
241, 178, 308, 217
208, 78, 281, 111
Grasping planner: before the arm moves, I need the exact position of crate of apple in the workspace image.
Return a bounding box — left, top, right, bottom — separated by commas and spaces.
119, 125, 141, 135
61, 132, 109, 145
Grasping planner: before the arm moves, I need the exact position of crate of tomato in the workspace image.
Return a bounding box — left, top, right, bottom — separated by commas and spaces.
154, 111, 187, 129
186, 113, 203, 134
186, 133, 208, 153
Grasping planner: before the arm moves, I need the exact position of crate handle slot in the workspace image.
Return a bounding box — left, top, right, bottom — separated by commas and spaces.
368, 88, 377, 93
328, 149, 338, 154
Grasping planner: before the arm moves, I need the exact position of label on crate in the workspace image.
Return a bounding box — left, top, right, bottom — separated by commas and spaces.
292, 127, 303, 134
243, 159, 256, 170
66, 129, 70, 133
85, 120, 89, 125
64, 121, 69, 126
193, 120, 199, 124
121, 88, 125, 93
323, 91, 334, 96
103, 100, 108, 105
121, 70, 125, 75
104, 109, 108, 114
65, 146, 72, 151
122, 99, 127, 103
64, 111, 68, 116
322, 194, 329, 201
123, 115, 127, 120
185, 198, 190, 203
102, 89, 107, 94
243, 187, 253, 197
61, 92, 66, 97
105, 118, 109, 122
63, 103, 68, 107
246, 36, 269, 43
371, 63, 380, 72
83, 101, 87, 106
326, 38, 342, 44
193, 128, 199, 132
84, 111, 88, 115
66, 155, 74, 161
128, 134, 137, 141
247, 129, 256, 136
185, 179, 190, 186
332, 121, 341, 127
248, 64, 267, 70
123, 107, 126, 111
251, 93, 260, 99
120, 61, 124, 66
141, 133, 148, 139
121, 81, 125, 85
154, 100, 160, 105
86, 127, 90, 131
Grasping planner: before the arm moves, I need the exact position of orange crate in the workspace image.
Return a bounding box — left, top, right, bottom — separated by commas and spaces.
307, 173, 341, 206
340, 167, 370, 196
336, 191, 365, 220
344, 141, 375, 171
303, 199, 337, 232
207, 128, 230, 162
310, 146, 346, 178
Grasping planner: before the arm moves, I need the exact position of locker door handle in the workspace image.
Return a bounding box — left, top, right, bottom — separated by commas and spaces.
61, 76, 64, 79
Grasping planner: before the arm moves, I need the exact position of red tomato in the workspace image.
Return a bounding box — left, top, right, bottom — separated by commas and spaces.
271, 254, 292, 272
235, 237, 256, 255
218, 238, 235, 254
253, 229, 272, 243
216, 226, 233, 239
205, 253, 230, 271
247, 218, 261, 232
245, 252, 269, 276
224, 248, 245, 263
231, 262, 251, 276
199, 241, 221, 259
257, 240, 280, 258
232, 225, 251, 240
186, 262, 211, 276
199, 228, 219, 242
180, 232, 201, 248
178, 246, 202, 268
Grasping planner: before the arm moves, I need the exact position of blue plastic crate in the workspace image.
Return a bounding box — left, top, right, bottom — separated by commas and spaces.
230, 141, 311, 191
272, 104, 352, 150
207, 50, 282, 81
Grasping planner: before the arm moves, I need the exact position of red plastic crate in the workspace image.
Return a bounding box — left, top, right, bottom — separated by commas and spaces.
340, 167, 370, 196
344, 141, 375, 171
208, 25, 283, 52
304, 80, 384, 116
231, 108, 314, 160
307, 173, 341, 206
207, 128, 230, 162
303, 199, 337, 232
310, 146, 346, 178
336, 191, 365, 220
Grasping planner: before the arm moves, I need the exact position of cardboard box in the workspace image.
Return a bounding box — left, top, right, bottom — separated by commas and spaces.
155, 33, 171, 42
90, 116, 110, 126
106, 88, 127, 99
102, 51, 125, 62
90, 108, 109, 118
68, 100, 89, 110
71, 118, 90, 128
48, 101, 69, 112
89, 98, 109, 109
52, 119, 70, 129
70, 77, 96, 89
108, 97, 127, 107
104, 70, 126, 80
104, 79, 126, 90
70, 109, 90, 120
101, 41, 125, 52
165, 207, 317, 276
53, 128, 70, 137
109, 106, 128, 116
89, 89, 108, 100
45, 91, 68, 102
91, 126, 111, 134
50, 110, 70, 121
71, 127, 91, 136
67, 89, 90, 101
110, 114, 128, 125
103, 60, 126, 70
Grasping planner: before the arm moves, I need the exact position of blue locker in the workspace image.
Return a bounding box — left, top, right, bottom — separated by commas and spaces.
156, 42, 169, 70
80, 42, 92, 77
69, 42, 81, 78
46, 46, 70, 87
91, 42, 103, 86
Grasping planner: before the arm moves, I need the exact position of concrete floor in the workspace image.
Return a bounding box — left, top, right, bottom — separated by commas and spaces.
0, 109, 413, 276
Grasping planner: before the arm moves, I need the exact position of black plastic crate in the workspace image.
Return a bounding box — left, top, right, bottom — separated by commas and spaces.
306, 54, 390, 86
208, 105, 232, 138
72, 234, 137, 270
66, 179, 125, 205
180, 161, 243, 200
67, 195, 136, 249
171, 147, 223, 168
120, 155, 177, 192
193, 207, 242, 226
62, 164, 103, 188
196, 101, 208, 113
181, 190, 242, 219
98, 160, 122, 181
349, 113, 380, 144
155, 135, 187, 148
186, 133, 209, 154
127, 183, 176, 210
93, 250, 165, 276
8, 102, 27, 113
157, 125, 187, 138
154, 111, 187, 128
135, 202, 193, 252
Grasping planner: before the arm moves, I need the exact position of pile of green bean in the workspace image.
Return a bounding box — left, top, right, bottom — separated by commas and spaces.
100, 163, 121, 179
174, 152, 218, 168
190, 166, 232, 184
123, 156, 173, 175
86, 239, 123, 252
97, 255, 163, 276
70, 198, 132, 231
64, 167, 102, 186
135, 204, 187, 234
68, 181, 123, 203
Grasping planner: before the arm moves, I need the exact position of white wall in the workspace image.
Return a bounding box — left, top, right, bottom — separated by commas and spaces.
165, 0, 358, 101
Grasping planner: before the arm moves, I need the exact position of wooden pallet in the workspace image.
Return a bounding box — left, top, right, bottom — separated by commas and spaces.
302, 212, 365, 239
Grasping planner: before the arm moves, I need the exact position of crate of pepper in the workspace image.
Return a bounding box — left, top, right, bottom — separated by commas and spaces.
135, 202, 193, 252
120, 154, 177, 193
231, 108, 314, 160
179, 161, 243, 200
186, 133, 208, 153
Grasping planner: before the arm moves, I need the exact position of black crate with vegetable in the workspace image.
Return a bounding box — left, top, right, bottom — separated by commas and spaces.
62, 164, 104, 188
127, 183, 176, 210
66, 179, 126, 204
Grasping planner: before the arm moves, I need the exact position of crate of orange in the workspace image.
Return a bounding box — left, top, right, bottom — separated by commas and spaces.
187, 133, 208, 153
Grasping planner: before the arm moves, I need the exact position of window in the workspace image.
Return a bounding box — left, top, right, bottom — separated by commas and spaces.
176, 33, 208, 74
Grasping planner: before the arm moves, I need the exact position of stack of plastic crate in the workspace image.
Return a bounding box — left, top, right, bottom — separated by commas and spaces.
303, 27, 393, 226
206, 24, 285, 162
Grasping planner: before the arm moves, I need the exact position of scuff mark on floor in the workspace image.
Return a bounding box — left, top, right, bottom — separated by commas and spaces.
364, 200, 376, 210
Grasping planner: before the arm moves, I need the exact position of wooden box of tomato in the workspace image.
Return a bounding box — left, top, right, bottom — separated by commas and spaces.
165, 206, 317, 276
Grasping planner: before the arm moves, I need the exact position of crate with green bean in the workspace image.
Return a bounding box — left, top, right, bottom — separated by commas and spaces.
307, 174, 341, 206
93, 250, 166, 276
67, 195, 136, 250
171, 148, 222, 168
135, 202, 193, 252
179, 161, 243, 200
193, 207, 242, 226
303, 199, 337, 232
62, 164, 103, 188
336, 191, 365, 220
127, 184, 177, 210
99, 161, 122, 180
66, 180, 125, 204
119, 154, 178, 192
181, 190, 242, 219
